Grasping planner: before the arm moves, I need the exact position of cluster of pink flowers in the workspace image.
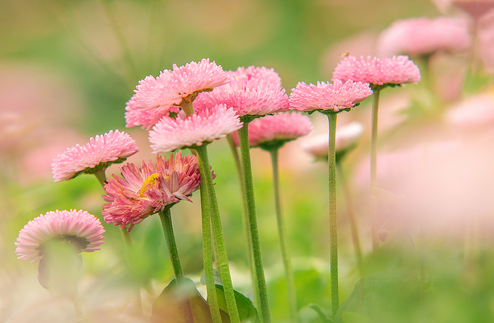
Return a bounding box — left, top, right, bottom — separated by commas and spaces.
51, 130, 138, 182
102, 152, 202, 231
125, 59, 229, 129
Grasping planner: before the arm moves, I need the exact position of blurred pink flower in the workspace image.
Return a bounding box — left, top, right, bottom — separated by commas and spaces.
102, 152, 201, 231
301, 121, 364, 159
150, 104, 242, 153
247, 112, 313, 148
194, 69, 289, 117
125, 59, 229, 129
445, 93, 494, 128
333, 55, 421, 88
52, 130, 139, 182
452, 0, 494, 20
377, 17, 471, 57
289, 80, 373, 113
227, 66, 282, 87
15, 210, 105, 263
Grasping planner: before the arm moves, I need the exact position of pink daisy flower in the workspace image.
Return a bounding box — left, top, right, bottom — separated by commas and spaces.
247, 112, 313, 148
125, 59, 229, 129
377, 17, 471, 57
102, 152, 202, 231
194, 72, 289, 118
333, 55, 421, 89
227, 66, 283, 87
15, 209, 105, 263
149, 104, 243, 153
301, 121, 365, 159
52, 130, 139, 182
289, 80, 373, 114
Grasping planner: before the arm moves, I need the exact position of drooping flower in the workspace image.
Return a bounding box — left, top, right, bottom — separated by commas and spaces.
227, 66, 283, 87
377, 17, 471, 58
301, 121, 365, 160
125, 59, 229, 129
246, 112, 313, 149
333, 55, 421, 89
102, 152, 202, 231
289, 80, 373, 114
195, 71, 289, 118
15, 210, 105, 263
52, 130, 139, 182
149, 104, 243, 153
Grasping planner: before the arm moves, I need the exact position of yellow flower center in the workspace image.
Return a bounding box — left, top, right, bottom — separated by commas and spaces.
138, 173, 168, 198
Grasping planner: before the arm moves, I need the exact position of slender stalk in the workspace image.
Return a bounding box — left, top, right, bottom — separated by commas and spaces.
269, 148, 298, 323
195, 145, 241, 323
199, 172, 222, 323
327, 113, 339, 317
238, 122, 271, 323
93, 171, 143, 314
336, 161, 363, 276
159, 208, 194, 323
226, 134, 260, 310
370, 88, 381, 252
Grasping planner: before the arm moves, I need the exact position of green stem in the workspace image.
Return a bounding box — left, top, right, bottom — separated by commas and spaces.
93, 169, 107, 187
95, 171, 143, 315
198, 170, 222, 323
327, 113, 339, 317
195, 145, 241, 323
238, 122, 271, 323
269, 148, 298, 323
336, 161, 363, 276
180, 100, 195, 116
370, 88, 381, 252
227, 134, 260, 310
159, 208, 194, 323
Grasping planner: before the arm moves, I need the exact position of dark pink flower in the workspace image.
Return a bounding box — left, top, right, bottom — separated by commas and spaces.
15, 210, 105, 263
333, 55, 421, 88
377, 17, 471, 57
52, 130, 139, 182
289, 80, 373, 113
125, 59, 229, 129
149, 104, 243, 153
102, 152, 201, 231
195, 70, 289, 117
247, 112, 313, 148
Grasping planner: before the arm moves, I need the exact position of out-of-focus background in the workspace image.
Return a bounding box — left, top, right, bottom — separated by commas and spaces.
3, 0, 494, 322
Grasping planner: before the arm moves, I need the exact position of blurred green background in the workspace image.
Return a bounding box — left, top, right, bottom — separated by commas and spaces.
6, 0, 492, 322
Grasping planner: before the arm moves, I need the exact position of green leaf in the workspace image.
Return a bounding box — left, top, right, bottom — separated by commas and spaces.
152, 278, 230, 323
213, 284, 259, 322
334, 269, 420, 323
308, 304, 332, 323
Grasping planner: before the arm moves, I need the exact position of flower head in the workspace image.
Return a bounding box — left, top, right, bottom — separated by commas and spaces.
15, 210, 105, 263
289, 80, 372, 114
102, 152, 202, 231
301, 121, 365, 159
195, 71, 289, 117
333, 55, 421, 89
227, 66, 282, 87
247, 112, 313, 149
377, 17, 471, 57
149, 104, 243, 153
125, 59, 229, 129
52, 130, 139, 182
